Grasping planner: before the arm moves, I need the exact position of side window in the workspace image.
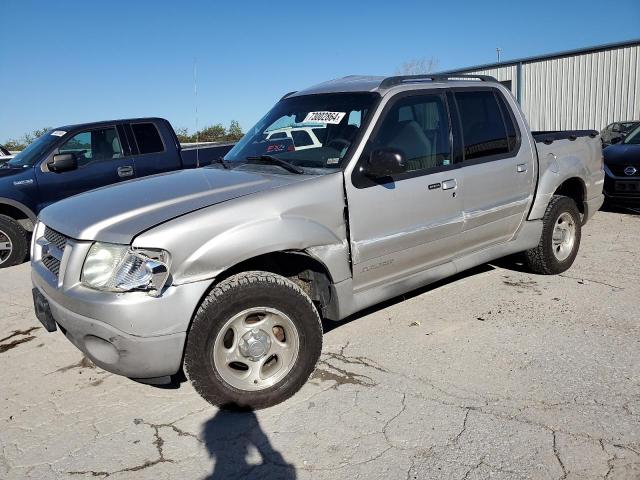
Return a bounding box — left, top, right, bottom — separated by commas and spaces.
495, 92, 519, 151
291, 130, 313, 147
611, 124, 621, 132
131, 123, 164, 154
59, 127, 122, 167
455, 90, 510, 161
369, 94, 451, 173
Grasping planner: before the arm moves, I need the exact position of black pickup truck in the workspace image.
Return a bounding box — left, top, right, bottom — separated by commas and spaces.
0, 117, 234, 268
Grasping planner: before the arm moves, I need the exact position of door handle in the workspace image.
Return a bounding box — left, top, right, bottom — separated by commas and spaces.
442, 179, 457, 190
517, 163, 528, 173
117, 166, 134, 178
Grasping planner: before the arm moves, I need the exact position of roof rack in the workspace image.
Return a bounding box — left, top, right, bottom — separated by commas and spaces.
379, 74, 498, 89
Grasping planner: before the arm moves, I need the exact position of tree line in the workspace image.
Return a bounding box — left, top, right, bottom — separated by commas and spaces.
3, 121, 244, 151
175, 120, 243, 143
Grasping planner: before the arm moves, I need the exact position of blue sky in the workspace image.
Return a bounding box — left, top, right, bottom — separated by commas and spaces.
1, 0, 638, 142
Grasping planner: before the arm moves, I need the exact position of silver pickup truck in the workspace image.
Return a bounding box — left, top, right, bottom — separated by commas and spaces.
31, 75, 604, 409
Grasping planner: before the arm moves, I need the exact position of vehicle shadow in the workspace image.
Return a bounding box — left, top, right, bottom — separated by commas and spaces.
201, 408, 296, 480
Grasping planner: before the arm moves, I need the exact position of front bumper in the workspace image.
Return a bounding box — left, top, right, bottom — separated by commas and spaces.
32, 264, 212, 380
603, 167, 640, 204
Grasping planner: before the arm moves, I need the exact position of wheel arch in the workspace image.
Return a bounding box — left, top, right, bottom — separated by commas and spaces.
0, 198, 36, 231
204, 249, 337, 320
553, 177, 586, 214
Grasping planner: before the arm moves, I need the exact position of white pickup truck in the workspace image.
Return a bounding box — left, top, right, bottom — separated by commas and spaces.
32, 74, 605, 409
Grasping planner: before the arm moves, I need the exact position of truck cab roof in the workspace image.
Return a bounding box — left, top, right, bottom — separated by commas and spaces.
54, 117, 170, 133
288, 74, 499, 97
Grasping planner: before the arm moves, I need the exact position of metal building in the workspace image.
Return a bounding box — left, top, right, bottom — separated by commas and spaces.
442, 39, 640, 131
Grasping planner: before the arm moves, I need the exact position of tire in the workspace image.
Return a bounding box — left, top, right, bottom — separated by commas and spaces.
525, 195, 582, 275
0, 215, 29, 269
184, 271, 323, 410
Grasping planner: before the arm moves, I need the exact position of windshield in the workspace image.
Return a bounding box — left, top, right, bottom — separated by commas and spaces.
620, 122, 639, 134
5, 131, 60, 168
623, 125, 640, 145
222, 93, 378, 174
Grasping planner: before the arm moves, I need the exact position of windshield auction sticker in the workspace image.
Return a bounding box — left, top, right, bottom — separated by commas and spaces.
303, 111, 346, 124
50, 130, 67, 137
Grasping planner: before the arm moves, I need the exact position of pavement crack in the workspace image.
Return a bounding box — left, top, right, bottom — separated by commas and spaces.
462, 455, 486, 480
382, 393, 407, 447
452, 408, 472, 444
552, 431, 568, 480
558, 274, 624, 291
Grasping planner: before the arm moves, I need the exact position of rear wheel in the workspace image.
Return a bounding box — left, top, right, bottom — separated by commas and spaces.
525, 195, 581, 275
0, 215, 28, 269
184, 271, 323, 410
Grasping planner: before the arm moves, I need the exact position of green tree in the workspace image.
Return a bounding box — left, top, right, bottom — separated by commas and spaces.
226, 120, 244, 141
175, 127, 194, 143
175, 121, 243, 144
2, 127, 52, 151
196, 124, 227, 142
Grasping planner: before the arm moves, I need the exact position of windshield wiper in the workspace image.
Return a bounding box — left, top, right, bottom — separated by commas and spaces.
212, 157, 230, 169
245, 155, 304, 174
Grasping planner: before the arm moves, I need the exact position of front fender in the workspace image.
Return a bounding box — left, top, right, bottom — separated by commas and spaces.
174, 216, 346, 283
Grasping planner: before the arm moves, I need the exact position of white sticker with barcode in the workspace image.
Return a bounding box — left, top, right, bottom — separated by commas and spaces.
50, 130, 67, 137
303, 111, 346, 124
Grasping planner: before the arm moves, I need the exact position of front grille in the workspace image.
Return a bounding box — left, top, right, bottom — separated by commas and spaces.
609, 164, 640, 177
42, 255, 61, 277
41, 226, 69, 278
44, 227, 68, 251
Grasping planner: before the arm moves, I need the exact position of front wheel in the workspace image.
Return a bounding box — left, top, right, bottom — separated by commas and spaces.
525, 195, 582, 275
184, 271, 323, 410
0, 215, 29, 269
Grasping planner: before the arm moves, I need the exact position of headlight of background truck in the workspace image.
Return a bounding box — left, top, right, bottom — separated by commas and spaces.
81, 242, 170, 296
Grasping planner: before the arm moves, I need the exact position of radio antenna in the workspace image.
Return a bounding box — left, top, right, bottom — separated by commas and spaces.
193, 57, 199, 167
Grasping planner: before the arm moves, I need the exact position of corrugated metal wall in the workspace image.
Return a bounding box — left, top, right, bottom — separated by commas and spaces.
460, 44, 640, 131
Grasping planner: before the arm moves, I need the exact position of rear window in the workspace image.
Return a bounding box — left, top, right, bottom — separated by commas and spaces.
131, 123, 164, 154
291, 130, 313, 147
455, 90, 510, 161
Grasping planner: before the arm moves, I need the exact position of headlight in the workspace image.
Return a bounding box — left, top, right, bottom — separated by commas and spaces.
82, 242, 170, 296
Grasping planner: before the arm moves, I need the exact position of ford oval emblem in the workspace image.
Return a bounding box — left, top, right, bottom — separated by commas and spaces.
624, 166, 637, 176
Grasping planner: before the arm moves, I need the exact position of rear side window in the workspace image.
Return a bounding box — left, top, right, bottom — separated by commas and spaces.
131, 123, 164, 154
496, 93, 518, 151
455, 90, 509, 161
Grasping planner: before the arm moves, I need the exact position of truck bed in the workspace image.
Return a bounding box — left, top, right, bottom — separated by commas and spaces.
180, 142, 235, 168
529, 129, 604, 222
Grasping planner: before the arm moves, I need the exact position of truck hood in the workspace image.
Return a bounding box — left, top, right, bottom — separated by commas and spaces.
603, 144, 640, 164
0, 166, 29, 178
39, 167, 308, 244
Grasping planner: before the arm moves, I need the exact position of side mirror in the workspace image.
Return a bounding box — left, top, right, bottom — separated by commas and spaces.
364, 148, 407, 178
49, 153, 78, 173
610, 136, 623, 145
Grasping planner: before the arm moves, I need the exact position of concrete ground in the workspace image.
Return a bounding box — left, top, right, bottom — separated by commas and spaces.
1, 210, 639, 480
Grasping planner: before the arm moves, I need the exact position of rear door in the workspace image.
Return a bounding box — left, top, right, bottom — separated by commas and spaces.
129, 121, 179, 176
345, 91, 463, 292
34, 125, 135, 210
450, 88, 535, 255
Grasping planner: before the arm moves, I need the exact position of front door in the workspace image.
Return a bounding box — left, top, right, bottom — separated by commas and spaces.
35, 126, 136, 211
345, 91, 464, 292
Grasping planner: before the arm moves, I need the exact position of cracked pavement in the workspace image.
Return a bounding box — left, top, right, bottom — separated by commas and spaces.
1, 210, 639, 479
